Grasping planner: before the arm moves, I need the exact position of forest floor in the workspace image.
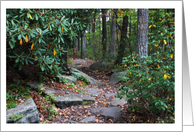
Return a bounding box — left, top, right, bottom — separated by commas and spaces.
6, 58, 149, 124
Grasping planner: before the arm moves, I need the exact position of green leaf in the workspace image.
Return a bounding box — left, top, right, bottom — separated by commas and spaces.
15, 58, 20, 63
19, 63, 22, 71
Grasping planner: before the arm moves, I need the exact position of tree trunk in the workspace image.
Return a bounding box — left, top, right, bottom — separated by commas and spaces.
102, 9, 107, 58
78, 36, 80, 52
109, 9, 117, 56
137, 9, 148, 57
75, 38, 77, 49
116, 15, 128, 64
62, 44, 68, 70
92, 11, 96, 58
129, 15, 132, 55
89, 20, 92, 46
81, 31, 86, 59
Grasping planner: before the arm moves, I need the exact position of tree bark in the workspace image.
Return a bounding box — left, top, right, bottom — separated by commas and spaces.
137, 9, 148, 57
109, 9, 117, 56
92, 11, 96, 58
129, 15, 132, 55
81, 31, 86, 59
102, 9, 107, 58
78, 36, 80, 51
116, 15, 128, 64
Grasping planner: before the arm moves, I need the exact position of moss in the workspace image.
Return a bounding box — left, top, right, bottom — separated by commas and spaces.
82, 101, 94, 105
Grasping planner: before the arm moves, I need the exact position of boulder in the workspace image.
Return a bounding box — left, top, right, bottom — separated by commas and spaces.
89, 61, 109, 71
88, 107, 122, 121
6, 98, 39, 123
109, 71, 127, 85
56, 75, 77, 83
103, 93, 117, 98
81, 67, 94, 73
108, 98, 127, 106
81, 116, 96, 123
70, 68, 102, 85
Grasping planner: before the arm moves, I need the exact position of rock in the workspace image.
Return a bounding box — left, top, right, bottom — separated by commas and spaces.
100, 107, 122, 121
27, 82, 95, 109
6, 98, 39, 123
103, 93, 117, 98
27, 82, 44, 89
89, 61, 110, 71
55, 96, 83, 109
60, 70, 71, 75
89, 107, 122, 121
81, 87, 102, 97
68, 120, 77, 124
109, 71, 127, 85
81, 67, 94, 73
56, 75, 77, 83
81, 116, 96, 123
70, 68, 102, 85
88, 108, 104, 114
111, 68, 120, 73
109, 98, 127, 106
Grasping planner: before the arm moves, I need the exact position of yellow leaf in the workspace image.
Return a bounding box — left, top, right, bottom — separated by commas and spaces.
159, 40, 161, 43
150, 48, 152, 51
20, 38, 22, 45
62, 27, 63, 32
149, 25, 152, 28
164, 40, 167, 45
130, 72, 132, 75
157, 64, 160, 67
155, 44, 158, 47
171, 54, 173, 59
25, 35, 29, 43
153, 25, 156, 27
48, 25, 49, 29
164, 74, 167, 80
133, 116, 135, 120
170, 98, 173, 101
148, 78, 151, 81
132, 56, 134, 59
31, 43, 34, 50
28, 12, 32, 20
53, 49, 57, 56
124, 64, 127, 67
34, 55, 37, 60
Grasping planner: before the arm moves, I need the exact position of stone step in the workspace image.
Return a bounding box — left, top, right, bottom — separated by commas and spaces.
6, 98, 39, 123
88, 107, 122, 121
27, 82, 96, 109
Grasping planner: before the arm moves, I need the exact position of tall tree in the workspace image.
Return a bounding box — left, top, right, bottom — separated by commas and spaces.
92, 10, 96, 57
77, 36, 80, 51
81, 31, 86, 59
137, 9, 148, 57
102, 9, 107, 58
116, 15, 128, 64
109, 9, 117, 56
128, 15, 132, 55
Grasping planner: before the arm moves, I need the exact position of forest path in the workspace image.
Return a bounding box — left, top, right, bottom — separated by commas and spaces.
30, 58, 144, 123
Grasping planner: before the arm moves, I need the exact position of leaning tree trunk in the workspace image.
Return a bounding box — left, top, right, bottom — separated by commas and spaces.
81, 31, 86, 59
115, 15, 128, 64
137, 9, 148, 57
109, 9, 117, 56
102, 9, 107, 58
